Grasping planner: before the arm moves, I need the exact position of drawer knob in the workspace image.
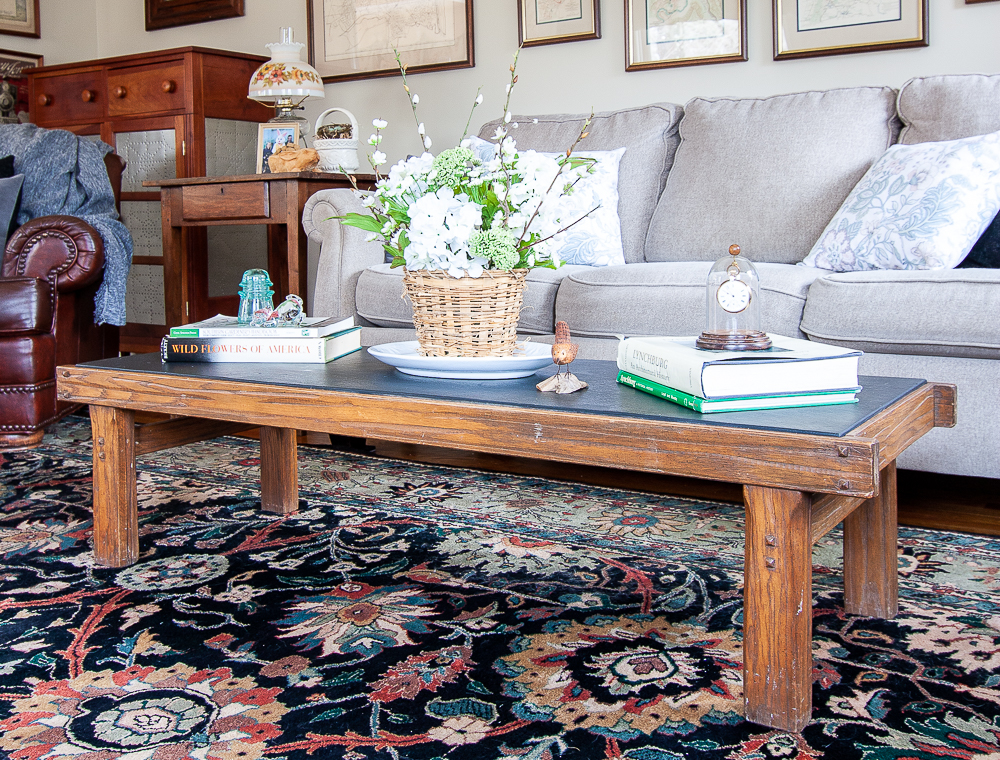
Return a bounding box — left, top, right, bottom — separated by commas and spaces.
37, 93, 52, 106
161, 80, 176, 93
81, 89, 96, 102
113, 85, 127, 99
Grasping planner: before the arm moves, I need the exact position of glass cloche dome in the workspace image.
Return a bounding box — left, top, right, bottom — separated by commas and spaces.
696, 244, 772, 351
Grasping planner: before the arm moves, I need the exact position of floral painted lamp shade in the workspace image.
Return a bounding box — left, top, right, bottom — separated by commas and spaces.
248, 27, 325, 123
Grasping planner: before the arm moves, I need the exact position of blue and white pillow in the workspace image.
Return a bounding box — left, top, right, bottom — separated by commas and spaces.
802, 129, 1000, 271
541, 147, 626, 267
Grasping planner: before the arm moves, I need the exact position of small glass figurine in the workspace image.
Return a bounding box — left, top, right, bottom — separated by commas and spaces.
237, 269, 274, 325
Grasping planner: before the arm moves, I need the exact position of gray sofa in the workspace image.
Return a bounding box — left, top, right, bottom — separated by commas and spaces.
302, 73, 1000, 480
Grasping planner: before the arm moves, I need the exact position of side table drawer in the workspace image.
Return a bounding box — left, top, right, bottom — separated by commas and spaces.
32, 71, 105, 126
180, 183, 271, 221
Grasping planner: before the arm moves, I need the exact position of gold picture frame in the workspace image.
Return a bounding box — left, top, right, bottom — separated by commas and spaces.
773, 0, 928, 60
0, 0, 39, 38
625, 0, 747, 71
256, 123, 301, 174
518, 0, 601, 47
307, 0, 474, 83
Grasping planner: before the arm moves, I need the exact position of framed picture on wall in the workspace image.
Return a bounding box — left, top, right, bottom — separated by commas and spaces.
257, 123, 301, 174
0, 0, 39, 38
518, 0, 601, 47
307, 0, 474, 83
625, 0, 747, 71
144, 0, 245, 31
0, 49, 42, 123
773, 0, 928, 60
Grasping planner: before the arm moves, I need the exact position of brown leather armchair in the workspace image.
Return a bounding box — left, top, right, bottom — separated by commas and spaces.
0, 153, 124, 450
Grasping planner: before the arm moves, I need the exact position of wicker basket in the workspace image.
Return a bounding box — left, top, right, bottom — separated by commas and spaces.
403, 268, 528, 357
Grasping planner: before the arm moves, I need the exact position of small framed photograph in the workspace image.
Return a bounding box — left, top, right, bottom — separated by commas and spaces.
518, 0, 601, 47
773, 0, 928, 60
626, 0, 747, 71
145, 0, 244, 31
0, 0, 40, 38
257, 123, 301, 174
307, 0, 474, 83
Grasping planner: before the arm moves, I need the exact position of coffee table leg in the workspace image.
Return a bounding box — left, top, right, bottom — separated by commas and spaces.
90, 405, 138, 567
843, 461, 898, 618
260, 426, 298, 514
743, 485, 813, 731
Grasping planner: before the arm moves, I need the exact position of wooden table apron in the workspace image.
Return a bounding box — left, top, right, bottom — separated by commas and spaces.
56, 364, 953, 733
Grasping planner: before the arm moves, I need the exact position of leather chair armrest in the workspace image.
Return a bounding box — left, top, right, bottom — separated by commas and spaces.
0, 277, 54, 335
2, 215, 106, 293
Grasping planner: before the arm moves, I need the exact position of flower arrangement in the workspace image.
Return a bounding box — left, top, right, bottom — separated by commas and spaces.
339, 51, 596, 279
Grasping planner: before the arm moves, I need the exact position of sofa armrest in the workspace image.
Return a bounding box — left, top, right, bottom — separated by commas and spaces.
2, 215, 106, 294
0, 278, 54, 335
302, 189, 386, 321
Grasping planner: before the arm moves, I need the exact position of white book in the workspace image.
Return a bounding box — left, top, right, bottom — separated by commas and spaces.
162, 327, 362, 364
169, 314, 354, 339
616, 334, 862, 399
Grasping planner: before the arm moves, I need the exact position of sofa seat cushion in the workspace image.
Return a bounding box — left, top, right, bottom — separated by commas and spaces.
355, 264, 592, 335
645, 87, 899, 265
800, 269, 1000, 359
898, 74, 1000, 145
478, 104, 682, 264
554, 262, 824, 339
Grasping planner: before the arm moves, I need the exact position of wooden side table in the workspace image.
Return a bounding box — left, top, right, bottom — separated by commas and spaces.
145, 172, 376, 327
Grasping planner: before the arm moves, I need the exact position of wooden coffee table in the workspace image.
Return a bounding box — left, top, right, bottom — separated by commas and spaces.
57, 352, 954, 732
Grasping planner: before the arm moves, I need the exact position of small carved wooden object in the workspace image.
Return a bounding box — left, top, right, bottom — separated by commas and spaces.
267, 145, 320, 173
536, 321, 588, 393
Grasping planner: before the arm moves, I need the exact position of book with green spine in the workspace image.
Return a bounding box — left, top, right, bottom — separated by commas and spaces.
616, 370, 859, 413
169, 314, 354, 339
616, 334, 861, 399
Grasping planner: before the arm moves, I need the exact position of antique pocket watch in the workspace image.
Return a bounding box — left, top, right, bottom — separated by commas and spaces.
696, 244, 772, 351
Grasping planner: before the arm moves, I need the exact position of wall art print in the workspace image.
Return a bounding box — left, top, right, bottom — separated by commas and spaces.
773, 0, 928, 59
307, 0, 474, 83
0, 0, 39, 38
626, 0, 747, 71
518, 0, 601, 47
144, 0, 244, 31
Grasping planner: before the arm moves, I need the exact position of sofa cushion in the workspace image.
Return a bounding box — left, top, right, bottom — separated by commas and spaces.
802, 130, 1000, 271
554, 262, 824, 339
356, 263, 591, 335
478, 103, 683, 264
897, 74, 1000, 145
645, 87, 900, 265
800, 269, 1000, 359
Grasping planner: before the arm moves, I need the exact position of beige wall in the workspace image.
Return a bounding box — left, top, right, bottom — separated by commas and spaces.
4, 0, 999, 165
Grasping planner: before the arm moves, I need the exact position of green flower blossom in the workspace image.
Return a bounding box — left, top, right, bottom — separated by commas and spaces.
470, 228, 519, 270
432, 147, 475, 188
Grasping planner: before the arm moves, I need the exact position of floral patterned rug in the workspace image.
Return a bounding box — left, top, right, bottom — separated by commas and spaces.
1, 417, 999, 760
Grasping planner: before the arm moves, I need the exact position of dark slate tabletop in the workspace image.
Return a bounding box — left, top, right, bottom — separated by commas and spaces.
81, 350, 926, 438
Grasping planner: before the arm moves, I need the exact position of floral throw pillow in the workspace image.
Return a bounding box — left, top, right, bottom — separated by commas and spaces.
802, 130, 1000, 271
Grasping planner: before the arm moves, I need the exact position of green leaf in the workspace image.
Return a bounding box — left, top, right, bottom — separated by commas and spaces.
339, 213, 382, 233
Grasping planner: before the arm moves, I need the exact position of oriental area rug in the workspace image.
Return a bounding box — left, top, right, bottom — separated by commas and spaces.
1, 418, 999, 760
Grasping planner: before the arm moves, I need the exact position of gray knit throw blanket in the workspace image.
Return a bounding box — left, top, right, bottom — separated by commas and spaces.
0, 124, 133, 326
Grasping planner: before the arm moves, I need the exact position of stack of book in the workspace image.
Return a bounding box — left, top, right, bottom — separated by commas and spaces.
616, 334, 862, 413
161, 314, 361, 364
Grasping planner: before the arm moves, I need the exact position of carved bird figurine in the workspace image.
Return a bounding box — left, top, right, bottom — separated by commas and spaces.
536, 321, 588, 393
551, 321, 579, 367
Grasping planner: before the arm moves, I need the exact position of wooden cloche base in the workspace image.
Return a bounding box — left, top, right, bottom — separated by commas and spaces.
695, 330, 773, 351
